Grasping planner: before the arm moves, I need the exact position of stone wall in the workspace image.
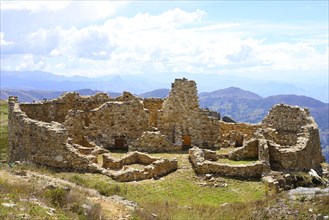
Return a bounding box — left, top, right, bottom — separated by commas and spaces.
189, 147, 263, 178
219, 121, 260, 148
129, 131, 181, 153
20, 92, 111, 123
84, 99, 149, 150
8, 97, 97, 171
228, 139, 259, 161
262, 104, 323, 171
158, 78, 220, 149
102, 152, 178, 182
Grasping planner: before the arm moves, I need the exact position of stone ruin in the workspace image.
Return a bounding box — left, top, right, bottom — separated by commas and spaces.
7, 78, 324, 182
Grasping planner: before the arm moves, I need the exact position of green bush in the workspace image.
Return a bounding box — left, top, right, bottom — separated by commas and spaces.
45, 188, 69, 207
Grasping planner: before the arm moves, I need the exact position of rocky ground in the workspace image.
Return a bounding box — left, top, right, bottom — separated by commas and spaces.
0, 165, 135, 219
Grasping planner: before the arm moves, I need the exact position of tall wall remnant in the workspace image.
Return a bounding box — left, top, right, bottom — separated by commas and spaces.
158, 78, 220, 149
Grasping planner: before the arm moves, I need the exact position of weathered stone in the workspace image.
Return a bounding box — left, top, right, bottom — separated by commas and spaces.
7, 79, 324, 183
262, 104, 323, 172
189, 147, 263, 178
229, 139, 259, 160
158, 78, 220, 149
102, 152, 177, 182
129, 131, 181, 153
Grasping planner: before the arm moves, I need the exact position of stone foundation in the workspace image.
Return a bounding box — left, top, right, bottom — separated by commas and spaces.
189, 147, 263, 178
102, 152, 178, 182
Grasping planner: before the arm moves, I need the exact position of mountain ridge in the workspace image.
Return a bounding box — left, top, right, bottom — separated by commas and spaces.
1, 70, 328, 102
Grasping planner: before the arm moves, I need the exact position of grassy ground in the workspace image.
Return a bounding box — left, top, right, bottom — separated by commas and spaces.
0, 168, 104, 219
58, 152, 266, 219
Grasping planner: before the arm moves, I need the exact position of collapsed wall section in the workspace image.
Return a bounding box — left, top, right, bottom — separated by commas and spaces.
158, 78, 220, 148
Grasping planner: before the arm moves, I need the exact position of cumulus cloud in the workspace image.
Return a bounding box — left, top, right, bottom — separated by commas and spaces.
0, 32, 13, 46
1, 7, 328, 78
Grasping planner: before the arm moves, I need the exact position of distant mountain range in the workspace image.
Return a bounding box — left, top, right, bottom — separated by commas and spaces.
1, 70, 328, 102
1, 86, 327, 129
0, 89, 122, 102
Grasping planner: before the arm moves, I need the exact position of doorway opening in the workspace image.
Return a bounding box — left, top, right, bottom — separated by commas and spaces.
182, 135, 191, 150
113, 136, 128, 152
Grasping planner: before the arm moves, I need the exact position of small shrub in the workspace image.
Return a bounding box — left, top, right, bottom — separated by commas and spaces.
45, 188, 69, 207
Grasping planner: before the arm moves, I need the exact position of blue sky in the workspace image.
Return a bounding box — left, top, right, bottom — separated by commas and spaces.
0, 1, 328, 85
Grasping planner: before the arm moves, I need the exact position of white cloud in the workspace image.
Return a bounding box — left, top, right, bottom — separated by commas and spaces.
0, 32, 13, 46
1, 8, 328, 79
15, 54, 47, 71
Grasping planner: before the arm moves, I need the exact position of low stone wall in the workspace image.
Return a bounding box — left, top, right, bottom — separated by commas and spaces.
102, 152, 178, 182
20, 92, 111, 123
189, 147, 263, 178
129, 131, 181, 153
228, 139, 259, 161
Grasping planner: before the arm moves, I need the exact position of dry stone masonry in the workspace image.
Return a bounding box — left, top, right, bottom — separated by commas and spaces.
158, 78, 220, 149
8, 78, 324, 182
102, 152, 177, 182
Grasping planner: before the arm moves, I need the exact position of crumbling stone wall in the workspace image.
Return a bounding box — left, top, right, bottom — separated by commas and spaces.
8, 97, 97, 171
228, 139, 259, 161
102, 152, 178, 182
262, 104, 323, 171
20, 92, 111, 123
129, 131, 181, 153
7, 79, 324, 181
143, 98, 163, 127
83, 99, 148, 150
219, 121, 260, 148
158, 78, 220, 149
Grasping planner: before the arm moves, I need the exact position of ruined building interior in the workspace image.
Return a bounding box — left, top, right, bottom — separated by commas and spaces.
8, 78, 324, 182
